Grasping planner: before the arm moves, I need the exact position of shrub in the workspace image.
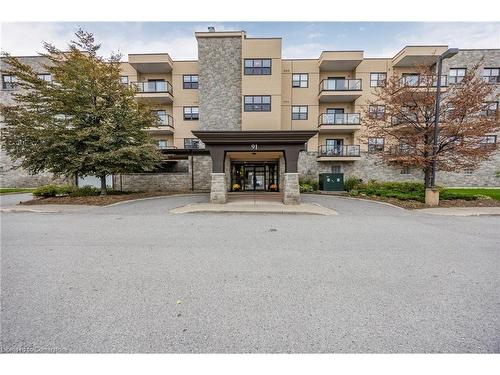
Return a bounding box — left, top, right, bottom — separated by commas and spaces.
69, 185, 100, 197
344, 177, 362, 191
354, 181, 426, 202
299, 179, 318, 193
33, 184, 60, 197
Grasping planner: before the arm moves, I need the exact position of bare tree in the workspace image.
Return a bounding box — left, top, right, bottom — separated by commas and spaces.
362, 64, 499, 188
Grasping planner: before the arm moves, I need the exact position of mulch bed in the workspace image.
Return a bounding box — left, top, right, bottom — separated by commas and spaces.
350, 194, 500, 209
20, 191, 201, 206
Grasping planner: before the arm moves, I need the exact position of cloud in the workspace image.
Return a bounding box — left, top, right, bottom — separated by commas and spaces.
307, 32, 323, 39
283, 42, 324, 59
367, 22, 500, 58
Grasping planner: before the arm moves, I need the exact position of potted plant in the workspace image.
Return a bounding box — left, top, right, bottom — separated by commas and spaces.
269, 183, 278, 191
232, 183, 241, 191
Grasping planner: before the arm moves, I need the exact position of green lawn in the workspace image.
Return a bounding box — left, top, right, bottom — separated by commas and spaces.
441, 188, 500, 201
0, 188, 35, 195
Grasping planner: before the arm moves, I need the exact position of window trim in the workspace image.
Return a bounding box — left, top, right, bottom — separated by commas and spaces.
244, 59, 272, 75
449, 68, 467, 84
243, 95, 272, 112
183, 74, 199, 89
292, 73, 309, 88
368, 137, 385, 153
183, 106, 199, 121
2, 74, 17, 90
120, 75, 129, 85
370, 72, 387, 87
291, 105, 308, 120
483, 67, 499, 84
368, 104, 386, 120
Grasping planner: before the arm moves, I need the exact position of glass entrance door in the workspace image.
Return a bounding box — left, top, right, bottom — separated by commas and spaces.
231, 162, 279, 192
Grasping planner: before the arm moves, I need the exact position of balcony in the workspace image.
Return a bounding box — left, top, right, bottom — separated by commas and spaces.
133, 80, 173, 104
318, 51, 363, 71
146, 114, 174, 135
392, 46, 448, 67
318, 113, 361, 133
129, 53, 173, 74
319, 79, 362, 102
317, 145, 361, 161
399, 75, 448, 87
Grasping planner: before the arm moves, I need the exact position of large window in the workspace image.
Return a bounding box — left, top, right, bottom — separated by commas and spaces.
449, 68, 466, 84
483, 101, 498, 116
481, 135, 497, 145
370, 72, 387, 87
183, 107, 199, 120
244, 95, 271, 112
184, 138, 203, 149
244, 59, 271, 75
292, 73, 308, 88
401, 73, 420, 86
158, 140, 168, 150
483, 68, 499, 84
37, 73, 52, 82
152, 110, 167, 126
369, 105, 385, 119
120, 76, 129, 85
183, 74, 198, 89
2, 75, 17, 90
368, 137, 385, 153
291, 106, 308, 120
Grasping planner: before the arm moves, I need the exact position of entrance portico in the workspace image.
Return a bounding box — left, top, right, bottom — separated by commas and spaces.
192, 130, 317, 204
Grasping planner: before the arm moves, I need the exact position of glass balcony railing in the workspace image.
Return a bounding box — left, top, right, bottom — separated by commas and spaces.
400, 75, 448, 87
319, 79, 362, 92
156, 114, 174, 127
319, 113, 361, 126
318, 145, 360, 157
133, 80, 173, 94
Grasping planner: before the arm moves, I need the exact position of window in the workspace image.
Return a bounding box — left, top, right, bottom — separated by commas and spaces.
244, 59, 271, 75
400, 167, 411, 175
370, 72, 387, 87
292, 106, 308, 120
158, 140, 167, 150
183, 74, 198, 89
483, 102, 498, 116
2, 75, 17, 90
463, 168, 474, 175
120, 76, 128, 85
37, 73, 52, 82
152, 110, 167, 126
401, 73, 420, 86
292, 73, 308, 88
482, 68, 499, 84
244, 96, 271, 112
368, 137, 385, 153
184, 138, 203, 149
481, 135, 497, 145
183, 107, 199, 120
449, 68, 466, 84
369, 105, 385, 119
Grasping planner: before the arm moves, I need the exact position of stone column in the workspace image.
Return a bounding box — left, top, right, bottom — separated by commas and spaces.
283, 173, 300, 205
210, 173, 227, 204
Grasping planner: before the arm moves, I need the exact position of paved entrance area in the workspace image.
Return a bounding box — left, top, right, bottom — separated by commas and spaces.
1, 193, 499, 353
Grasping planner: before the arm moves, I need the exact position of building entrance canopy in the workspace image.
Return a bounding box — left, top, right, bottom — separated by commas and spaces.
191, 130, 317, 173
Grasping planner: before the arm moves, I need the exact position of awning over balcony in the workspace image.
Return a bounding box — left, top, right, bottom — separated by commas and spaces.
192, 130, 317, 173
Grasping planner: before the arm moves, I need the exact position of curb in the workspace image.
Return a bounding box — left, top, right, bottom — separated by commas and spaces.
103, 192, 209, 207
305, 193, 408, 211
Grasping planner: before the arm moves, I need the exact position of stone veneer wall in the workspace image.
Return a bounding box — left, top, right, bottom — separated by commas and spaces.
112, 155, 212, 192
0, 56, 68, 187
197, 36, 242, 131
298, 151, 500, 187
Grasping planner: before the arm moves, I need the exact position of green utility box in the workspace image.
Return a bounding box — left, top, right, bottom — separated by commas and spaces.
319, 173, 344, 191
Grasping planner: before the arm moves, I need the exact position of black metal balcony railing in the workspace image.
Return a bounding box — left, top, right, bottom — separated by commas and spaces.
318, 113, 361, 126
133, 81, 173, 94
400, 75, 448, 87
319, 79, 362, 92
156, 114, 174, 127
318, 145, 361, 157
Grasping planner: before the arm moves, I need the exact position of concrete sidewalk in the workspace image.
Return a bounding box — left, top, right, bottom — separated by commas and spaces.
417, 207, 500, 216
170, 200, 337, 215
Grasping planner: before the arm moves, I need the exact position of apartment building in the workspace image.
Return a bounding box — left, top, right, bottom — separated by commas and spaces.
1, 29, 499, 203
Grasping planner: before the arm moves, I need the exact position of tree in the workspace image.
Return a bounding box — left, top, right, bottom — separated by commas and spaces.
1, 29, 161, 195
362, 64, 499, 189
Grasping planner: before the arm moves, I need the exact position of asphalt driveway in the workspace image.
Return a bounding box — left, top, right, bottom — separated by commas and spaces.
1, 194, 499, 353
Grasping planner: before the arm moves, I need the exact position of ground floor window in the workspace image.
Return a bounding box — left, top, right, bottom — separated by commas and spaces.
400, 167, 411, 175
230, 162, 279, 192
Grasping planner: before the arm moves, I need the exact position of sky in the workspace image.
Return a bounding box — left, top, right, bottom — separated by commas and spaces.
1, 22, 499, 60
